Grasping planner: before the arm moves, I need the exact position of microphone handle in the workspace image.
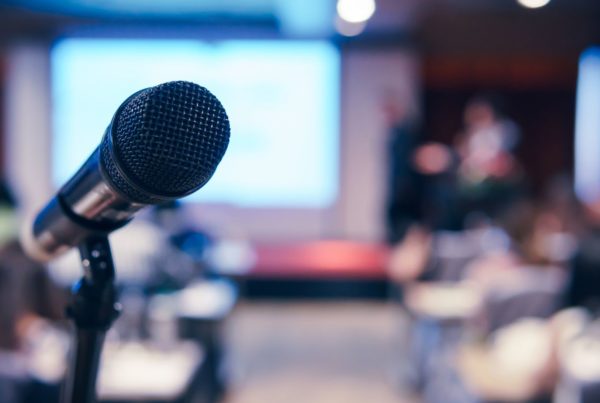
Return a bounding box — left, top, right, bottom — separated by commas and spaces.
23, 148, 143, 261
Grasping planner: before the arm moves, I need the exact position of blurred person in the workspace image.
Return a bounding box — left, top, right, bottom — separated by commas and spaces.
381, 92, 425, 244
453, 93, 525, 227
564, 197, 600, 314
387, 224, 432, 284
0, 239, 68, 403
412, 141, 461, 232
468, 199, 572, 291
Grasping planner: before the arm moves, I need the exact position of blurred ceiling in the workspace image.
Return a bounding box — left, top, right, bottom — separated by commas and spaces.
0, 0, 598, 53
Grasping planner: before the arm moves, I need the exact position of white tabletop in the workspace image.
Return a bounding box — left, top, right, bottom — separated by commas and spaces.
175, 279, 238, 320
97, 341, 204, 401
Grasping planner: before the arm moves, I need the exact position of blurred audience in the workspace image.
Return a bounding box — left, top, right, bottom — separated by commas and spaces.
382, 90, 600, 403
0, 240, 68, 403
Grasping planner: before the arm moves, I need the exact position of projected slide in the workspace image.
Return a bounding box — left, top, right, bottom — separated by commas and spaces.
575, 48, 600, 204
51, 39, 340, 207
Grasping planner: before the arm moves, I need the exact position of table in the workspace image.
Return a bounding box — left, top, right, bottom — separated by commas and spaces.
98, 341, 204, 403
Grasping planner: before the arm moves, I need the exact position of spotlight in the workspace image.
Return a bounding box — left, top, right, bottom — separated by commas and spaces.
516, 0, 551, 9
337, 0, 376, 24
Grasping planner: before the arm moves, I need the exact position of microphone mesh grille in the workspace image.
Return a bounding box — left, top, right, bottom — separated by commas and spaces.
101, 81, 230, 203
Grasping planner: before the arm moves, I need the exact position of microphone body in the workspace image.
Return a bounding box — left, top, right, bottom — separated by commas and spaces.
25, 148, 143, 260
22, 81, 230, 262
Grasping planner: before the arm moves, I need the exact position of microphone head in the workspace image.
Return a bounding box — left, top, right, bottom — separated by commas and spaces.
100, 81, 230, 203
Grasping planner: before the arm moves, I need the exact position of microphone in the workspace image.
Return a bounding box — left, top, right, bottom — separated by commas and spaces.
21, 81, 230, 262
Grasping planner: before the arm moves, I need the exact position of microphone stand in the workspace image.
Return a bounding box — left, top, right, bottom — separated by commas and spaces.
61, 235, 121, 403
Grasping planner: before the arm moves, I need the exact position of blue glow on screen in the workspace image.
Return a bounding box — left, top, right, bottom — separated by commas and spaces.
575, 48, 600, 204
51, 39, 340, 207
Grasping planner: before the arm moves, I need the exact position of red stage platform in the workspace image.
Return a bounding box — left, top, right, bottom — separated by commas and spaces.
250, 240, 390, 280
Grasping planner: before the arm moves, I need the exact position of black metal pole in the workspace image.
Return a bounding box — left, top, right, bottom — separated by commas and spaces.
61, 235, 121, 403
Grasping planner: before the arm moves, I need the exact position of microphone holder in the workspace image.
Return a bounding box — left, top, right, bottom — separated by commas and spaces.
62, 235, 121, 403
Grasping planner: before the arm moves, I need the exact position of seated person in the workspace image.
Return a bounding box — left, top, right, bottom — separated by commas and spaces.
0, 240, 68, 403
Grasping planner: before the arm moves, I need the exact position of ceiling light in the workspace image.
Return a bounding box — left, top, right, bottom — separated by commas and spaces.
516, 0, 551, 9
337, 0, 376, 24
